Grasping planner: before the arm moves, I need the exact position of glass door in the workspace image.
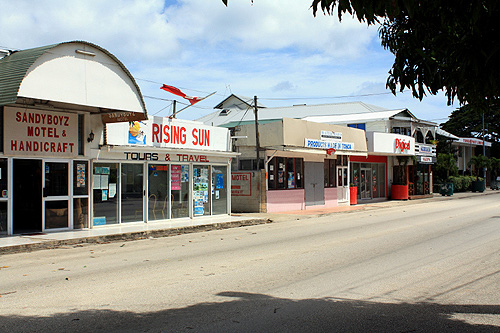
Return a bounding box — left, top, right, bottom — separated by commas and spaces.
43, 160, 70, 230
193, 165, 210, 216
337, 166, 349, 202
121, 163, 144, 222
360, 168, 372, 200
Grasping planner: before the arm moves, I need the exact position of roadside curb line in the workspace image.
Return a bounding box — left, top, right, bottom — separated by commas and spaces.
0, 218, 269, 255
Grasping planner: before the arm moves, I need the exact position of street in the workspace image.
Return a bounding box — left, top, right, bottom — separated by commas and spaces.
1, 194, 500, 332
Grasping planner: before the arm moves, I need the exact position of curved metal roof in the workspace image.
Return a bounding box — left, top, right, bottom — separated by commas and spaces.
0, 41, 147, 117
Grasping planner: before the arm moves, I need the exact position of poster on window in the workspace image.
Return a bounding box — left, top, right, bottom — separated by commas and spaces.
216, 174, 224, 189
288, 172, 295, 188
171, 165, 181, 190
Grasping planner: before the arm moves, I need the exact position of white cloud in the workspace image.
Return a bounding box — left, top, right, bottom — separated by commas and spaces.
0, 0, 453, 121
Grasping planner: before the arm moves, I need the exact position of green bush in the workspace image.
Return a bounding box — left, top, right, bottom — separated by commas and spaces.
447, 175, 479, 192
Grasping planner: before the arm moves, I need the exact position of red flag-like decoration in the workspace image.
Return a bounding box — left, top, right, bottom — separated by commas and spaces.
161, 84, 201, 105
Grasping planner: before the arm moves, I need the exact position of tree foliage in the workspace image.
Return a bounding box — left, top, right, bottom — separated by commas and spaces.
223, 1, 500, 108
310, 0, 500, 107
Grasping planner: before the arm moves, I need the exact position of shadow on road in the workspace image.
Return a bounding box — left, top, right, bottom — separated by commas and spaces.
1, 292, 499, 332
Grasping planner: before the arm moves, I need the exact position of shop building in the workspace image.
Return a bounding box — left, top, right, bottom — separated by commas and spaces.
230, 118, 367, 213
102, 117, 235, 225
0, 41, 234, 237
0, 41, 148, 236
303, 108, 437, 199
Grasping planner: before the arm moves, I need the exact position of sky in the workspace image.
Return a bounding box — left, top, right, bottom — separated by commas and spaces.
0, 0, 458, 124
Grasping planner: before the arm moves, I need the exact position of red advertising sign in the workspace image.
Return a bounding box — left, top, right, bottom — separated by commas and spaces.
171, 165, 181, 190
4, 107, 78, 157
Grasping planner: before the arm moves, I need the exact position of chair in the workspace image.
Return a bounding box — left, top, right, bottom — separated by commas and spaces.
161, 195, 170, 219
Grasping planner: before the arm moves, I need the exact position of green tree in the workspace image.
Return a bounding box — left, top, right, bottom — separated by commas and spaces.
310, 0, 500, 108
441, 104, 500, 157
435, 153, 458, 181
468, 155, 490, 180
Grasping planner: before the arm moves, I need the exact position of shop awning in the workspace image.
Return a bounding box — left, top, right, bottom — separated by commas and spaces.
436, 128, 459, 140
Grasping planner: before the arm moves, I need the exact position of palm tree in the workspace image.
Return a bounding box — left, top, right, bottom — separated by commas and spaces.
468, 155, 490, 181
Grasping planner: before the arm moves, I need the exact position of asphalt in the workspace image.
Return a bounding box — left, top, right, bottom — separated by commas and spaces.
1, 189, 498, 254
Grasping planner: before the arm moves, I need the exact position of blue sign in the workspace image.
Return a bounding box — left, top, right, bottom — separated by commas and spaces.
93, 217, 106, 226
305, 138, 354, 150
216, 174, 224, 189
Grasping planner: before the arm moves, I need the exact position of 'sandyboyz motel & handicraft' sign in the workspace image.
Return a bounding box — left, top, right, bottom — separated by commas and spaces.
4, 107, 78, 157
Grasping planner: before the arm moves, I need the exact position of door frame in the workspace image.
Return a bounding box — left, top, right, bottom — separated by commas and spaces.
337, 165, 349, 203
360, 167, 372, 200
42, 158, 71, 231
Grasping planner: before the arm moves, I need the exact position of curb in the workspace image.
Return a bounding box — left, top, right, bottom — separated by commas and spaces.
0, 218, 269, 255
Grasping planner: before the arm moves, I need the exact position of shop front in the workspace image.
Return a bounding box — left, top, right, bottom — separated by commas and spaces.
363, 132, 416, 201
99, 117, 235, 225
410, 143, 436, 197
0, 106, 93, 235
232, 118, 367, 213
0, 41, 149, 236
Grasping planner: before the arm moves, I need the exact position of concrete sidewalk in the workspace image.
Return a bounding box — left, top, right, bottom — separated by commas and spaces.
1, 189, 498, 254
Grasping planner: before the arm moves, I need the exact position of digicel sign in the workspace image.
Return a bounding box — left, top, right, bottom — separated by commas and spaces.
395, 138, 411, 152
4, 107, 78, 157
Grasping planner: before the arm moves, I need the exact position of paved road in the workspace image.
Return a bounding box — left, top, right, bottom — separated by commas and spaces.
1, 194, 499, 332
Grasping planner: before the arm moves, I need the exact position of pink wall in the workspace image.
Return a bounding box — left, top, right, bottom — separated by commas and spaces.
267, 189, 305, 213
324, 187, 338, 207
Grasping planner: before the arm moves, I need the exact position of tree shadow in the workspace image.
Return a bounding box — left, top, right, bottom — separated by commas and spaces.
1, 291, 499, 332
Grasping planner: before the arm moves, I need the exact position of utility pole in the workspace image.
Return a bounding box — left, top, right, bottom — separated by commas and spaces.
482, 112, 486, 180
254, 95, 261, 170
172, 100, 177, 118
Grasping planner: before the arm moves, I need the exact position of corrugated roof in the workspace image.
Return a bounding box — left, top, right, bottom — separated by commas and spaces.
302, 109, 409, 123
0, 43, 58, 106
196, 101, 394, 127
0, 41, 147, 117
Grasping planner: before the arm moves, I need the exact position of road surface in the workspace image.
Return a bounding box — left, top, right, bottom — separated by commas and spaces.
1, 194, 499, 332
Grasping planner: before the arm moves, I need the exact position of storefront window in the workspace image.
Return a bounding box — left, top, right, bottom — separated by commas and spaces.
148, 164, 169, 220
212, 166, 228, 215
45, 200, 68, 229
171, 164, 189, 219
0, 202, 6, 235
324, 159, 337, 187
74, 198, 88, 229
121, 164, 144, 223
193, 165, 210, 216
73, 161, 88, 196
45, 162, 68, 196
93, 163, 118, 226
350, 162, 386, 199
277, 157, 286, 189
267, 157, 304, 190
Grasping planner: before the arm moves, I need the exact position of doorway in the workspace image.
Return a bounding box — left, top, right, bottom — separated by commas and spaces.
337, 166, 349, 202
360, 168, 372, 200
13, 159, 42, 234
305, 162, 325, 206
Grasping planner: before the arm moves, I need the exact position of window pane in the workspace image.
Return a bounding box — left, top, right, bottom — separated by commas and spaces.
295, 159, 303, 188
45, 162, 68, 196
148, 164, 169, 220
74, 198, 88, 229
45, 200, 68, 229
268, 158, 276, 189
0, 159, 7, 196
287, 158, 295, 189
277, 157, 286, 189
121, 164, 144, 223
212, 166, 227, 215
93, 163, 118, 225
172, 165, 189, 218
0, 202, 6, 235
73, 161, 88, 196
193, 165, 210, 216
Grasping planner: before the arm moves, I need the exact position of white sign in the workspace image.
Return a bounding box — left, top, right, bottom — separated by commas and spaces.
107, 117, 229, 152
457, 138, 492, 147
368, 132, 415, 155
305, 138, 354, 150
320, 130, 342, 141
4, 107, 78, 157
